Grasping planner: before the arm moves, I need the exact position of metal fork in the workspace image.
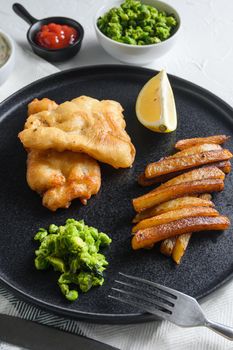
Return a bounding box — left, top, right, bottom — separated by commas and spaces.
109, 272, 233, 340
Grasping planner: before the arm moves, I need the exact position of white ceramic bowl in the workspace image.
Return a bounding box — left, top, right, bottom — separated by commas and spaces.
0, 29, 15, 85
94, 0, 181, 65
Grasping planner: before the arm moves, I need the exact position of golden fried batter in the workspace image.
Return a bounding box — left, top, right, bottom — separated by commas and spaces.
27, 149, 101, 211
27, 98, 58, 116
18, 96, 136, 168
25, 98, 101, 211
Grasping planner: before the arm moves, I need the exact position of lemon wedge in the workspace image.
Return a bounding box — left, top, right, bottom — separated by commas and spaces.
136, 69, 177, 133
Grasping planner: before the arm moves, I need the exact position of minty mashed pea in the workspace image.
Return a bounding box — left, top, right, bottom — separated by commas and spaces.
34, 219, 111, 301
97, 0, 177, 45
0, 34, 10, 68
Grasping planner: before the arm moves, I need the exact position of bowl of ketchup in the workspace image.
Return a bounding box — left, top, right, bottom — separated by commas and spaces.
13, 3, 84, 62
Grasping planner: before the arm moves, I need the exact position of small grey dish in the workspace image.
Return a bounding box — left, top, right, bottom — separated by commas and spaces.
13, 3, 84, 62
0, 29, 15, 85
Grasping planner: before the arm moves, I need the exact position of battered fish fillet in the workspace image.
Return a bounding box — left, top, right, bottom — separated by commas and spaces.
26, 98, 101, 211
27, 149, 101, 211
18, 96, 136, 168
27, 98, 58, 116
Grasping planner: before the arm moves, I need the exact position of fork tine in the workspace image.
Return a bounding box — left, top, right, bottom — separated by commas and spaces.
119, 272, 178, 299
108, 294, 169, 320
112, 287, 173, 312
115, 280, 175, 305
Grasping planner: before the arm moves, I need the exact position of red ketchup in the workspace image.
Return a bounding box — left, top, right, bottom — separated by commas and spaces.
36, 23, 78, 49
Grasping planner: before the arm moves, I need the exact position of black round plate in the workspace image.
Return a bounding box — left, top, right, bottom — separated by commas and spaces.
0, 65, 233, 324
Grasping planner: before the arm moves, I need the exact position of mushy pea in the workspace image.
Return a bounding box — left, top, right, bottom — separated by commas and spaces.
34, 219, 111, 301
97, 0, 177, 45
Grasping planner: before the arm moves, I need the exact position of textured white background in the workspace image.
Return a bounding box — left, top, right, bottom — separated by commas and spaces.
1, 0, 233, 106
0, 0, 233, 349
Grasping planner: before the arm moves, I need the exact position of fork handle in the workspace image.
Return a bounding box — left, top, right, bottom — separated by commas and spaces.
206, 320, 233, 340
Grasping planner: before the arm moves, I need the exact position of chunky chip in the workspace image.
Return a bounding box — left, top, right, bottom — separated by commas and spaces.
132, 216, 230, 250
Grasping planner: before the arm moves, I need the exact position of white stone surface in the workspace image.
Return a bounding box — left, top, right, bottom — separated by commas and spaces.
0, 0, 233, 349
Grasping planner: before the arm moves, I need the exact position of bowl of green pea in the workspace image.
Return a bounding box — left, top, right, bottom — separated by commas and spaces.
94, 0, 181, 65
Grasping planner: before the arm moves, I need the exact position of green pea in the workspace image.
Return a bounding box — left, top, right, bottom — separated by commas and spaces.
156, 26, 170, 40
97, 0, 177, 45
34, 219, 111, 301
166, 16, 177, 27
123, 36, 137, 44
119, 12, 129, 21
111, 15, 120, 23
35, 256, 49, 270
34, 228, 48, 242
65, 290, 78, 301
46, 256, 65, 273
59, 284, 78, 301
49, 224, 58, 234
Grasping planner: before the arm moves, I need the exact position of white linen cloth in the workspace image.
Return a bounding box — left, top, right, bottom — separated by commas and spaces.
0, 0, 233, 349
